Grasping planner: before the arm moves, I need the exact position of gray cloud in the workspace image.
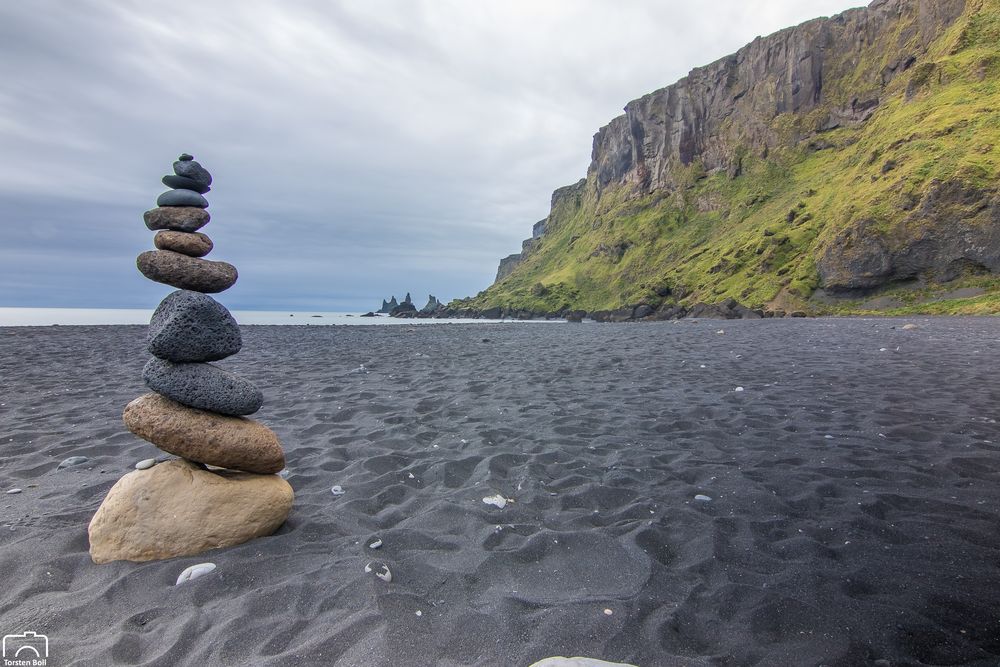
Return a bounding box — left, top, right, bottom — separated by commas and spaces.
0, 0, 861, 311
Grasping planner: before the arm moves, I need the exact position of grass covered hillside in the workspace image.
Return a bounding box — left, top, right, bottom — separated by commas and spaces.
455, 0, 1000, 317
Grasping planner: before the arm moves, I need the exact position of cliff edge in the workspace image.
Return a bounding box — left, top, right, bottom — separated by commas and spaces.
457, 0, 1000, 316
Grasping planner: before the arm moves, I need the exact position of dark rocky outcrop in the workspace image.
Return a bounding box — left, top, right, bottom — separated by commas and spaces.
389, 301, 417, 317
421, 295, 442, 314
588, 0, 965, 197
818, 181, 1000, 293
378, 296, 398, 314
496, 253, 524, 282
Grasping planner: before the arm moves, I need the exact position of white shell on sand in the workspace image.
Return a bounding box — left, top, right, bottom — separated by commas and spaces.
331, 485, 345, 496
529, 658, 638, 667
135, 458, 156, 470
483, 494, 508, 508
7, 489, 22, 494
176, 562, 216, 585
734, 386, 745, 392
368, 538, 383, 549
694, 494, 712, 502
365, 560, 392, 582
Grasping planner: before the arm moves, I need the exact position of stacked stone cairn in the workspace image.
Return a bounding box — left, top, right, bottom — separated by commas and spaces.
88, 154, 294, 564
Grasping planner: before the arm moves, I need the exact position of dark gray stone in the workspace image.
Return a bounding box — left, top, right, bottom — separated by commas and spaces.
143, 358, 262, 416
144, 207, 210, 233
148, 290, 242, 362
137, 250, 237, 293
58, 456, 89, 469
633, 304, 654, 319
390, 302, 416, 317
157, 189, 209, 208
162, 174, 210, 194
173, 156, 212, 187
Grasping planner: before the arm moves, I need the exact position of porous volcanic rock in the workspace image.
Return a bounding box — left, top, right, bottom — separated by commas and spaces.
143, 357, 263, 416
147, 290, 241, 362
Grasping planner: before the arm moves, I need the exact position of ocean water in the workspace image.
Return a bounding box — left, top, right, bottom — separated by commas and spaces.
0, 308, 537, 327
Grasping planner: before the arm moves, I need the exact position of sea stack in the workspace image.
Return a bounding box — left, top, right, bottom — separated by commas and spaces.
88, 154, 293, 564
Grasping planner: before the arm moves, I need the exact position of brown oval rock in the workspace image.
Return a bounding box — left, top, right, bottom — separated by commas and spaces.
137, 250, 237, 293
123, 393, 282, 472
88, 459, 293, 564
154, 230, 213, 257
144, 206, 210, 233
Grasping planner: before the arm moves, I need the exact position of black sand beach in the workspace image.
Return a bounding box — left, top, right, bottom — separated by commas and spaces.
1, 318, 999, 666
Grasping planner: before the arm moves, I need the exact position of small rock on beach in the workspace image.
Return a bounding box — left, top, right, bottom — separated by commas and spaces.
176, 562, 217, 585
58, 456, 89, 469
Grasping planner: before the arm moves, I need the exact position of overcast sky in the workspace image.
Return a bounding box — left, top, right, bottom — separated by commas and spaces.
0, 0, 861, 312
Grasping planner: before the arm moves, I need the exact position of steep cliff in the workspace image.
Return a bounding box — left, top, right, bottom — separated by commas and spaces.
458, 0, 1000, 316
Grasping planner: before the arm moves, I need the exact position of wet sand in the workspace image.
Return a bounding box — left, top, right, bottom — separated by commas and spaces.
1, 318, 999, 666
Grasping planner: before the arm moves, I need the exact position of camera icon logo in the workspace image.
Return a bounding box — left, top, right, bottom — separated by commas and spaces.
2, 631, 49, 659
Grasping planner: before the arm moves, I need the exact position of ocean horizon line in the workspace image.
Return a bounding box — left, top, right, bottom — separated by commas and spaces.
0, 307, 548, 327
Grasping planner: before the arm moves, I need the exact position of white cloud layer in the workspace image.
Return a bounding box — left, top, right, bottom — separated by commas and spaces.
0, 0, 861, 310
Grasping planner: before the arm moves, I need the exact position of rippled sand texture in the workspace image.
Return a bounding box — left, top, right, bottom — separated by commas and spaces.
1, 319, 1000, 666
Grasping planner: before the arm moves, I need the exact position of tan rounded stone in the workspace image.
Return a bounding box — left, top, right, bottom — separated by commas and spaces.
136, 250, 237, 293
88, 459, 293, 564
143, 206, 210, 232
123, 393, 284, 473
154, 230, 214, 257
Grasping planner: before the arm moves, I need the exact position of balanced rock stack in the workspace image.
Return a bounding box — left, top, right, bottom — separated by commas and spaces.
88, 154, 293, 564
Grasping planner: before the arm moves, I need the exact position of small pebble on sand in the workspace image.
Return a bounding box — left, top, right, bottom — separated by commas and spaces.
135, 459, 156, 470
364, 560, 392, 582
58, 456, 89, 469
7, 489, 22, 495
176, 562, 216, 585
483, 494, 508, 508
694, 494, 712, 502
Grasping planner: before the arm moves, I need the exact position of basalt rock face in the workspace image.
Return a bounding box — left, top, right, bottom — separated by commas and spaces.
496, 253, 524, 282
470, 0, 1000, 316
588, 0, 966, 197
817, 182, 1000, 293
